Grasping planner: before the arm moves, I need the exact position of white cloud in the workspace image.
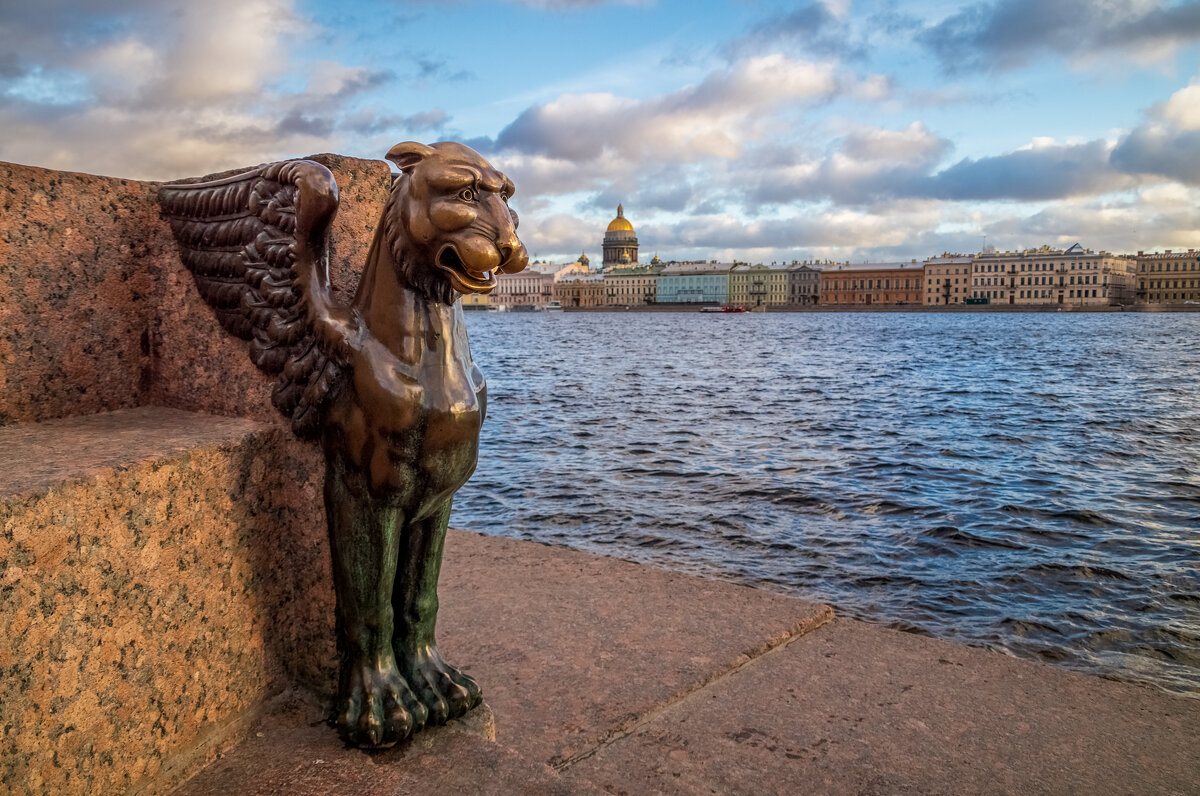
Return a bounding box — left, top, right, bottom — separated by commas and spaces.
147, 0, 305, 105
1157, 73, 1200, 130
495, 54, 886, 165
840, 122, 947, 162
0, 0, 389, 179
981, 187, 1200, 252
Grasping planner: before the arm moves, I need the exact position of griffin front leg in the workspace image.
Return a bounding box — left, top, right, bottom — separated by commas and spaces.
392, 500, 483, 724
323, 447, 428, 748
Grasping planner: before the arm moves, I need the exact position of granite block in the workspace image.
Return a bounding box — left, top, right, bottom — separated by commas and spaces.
0, 162, 174, 425
0, 154, 394, 426
0, 153, 411, 795
0, 407, 335, 796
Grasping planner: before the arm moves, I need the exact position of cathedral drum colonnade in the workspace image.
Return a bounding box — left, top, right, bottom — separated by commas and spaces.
602, 203, 638, 268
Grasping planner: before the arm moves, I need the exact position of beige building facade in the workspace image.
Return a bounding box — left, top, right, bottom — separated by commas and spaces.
604, 266, 661, 306
493, 269, 555, 308
923, 255, 974, 305
729, 263, 789, 307
1137, 249, 1200, 303
972, 244, 1135, 306
554, 275, 606, 307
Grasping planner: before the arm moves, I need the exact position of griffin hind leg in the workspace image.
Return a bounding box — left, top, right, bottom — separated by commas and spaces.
392, 499, 483, 724
324, 447, 428, 747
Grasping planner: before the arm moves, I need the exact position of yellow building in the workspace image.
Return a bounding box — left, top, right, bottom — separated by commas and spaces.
1137, 249, 1200, 304
728, 263, 790, 307
972, 243, 1135, 306
923, 255, 974, 305
553, 275, 606, 307
603, 262, 662, 306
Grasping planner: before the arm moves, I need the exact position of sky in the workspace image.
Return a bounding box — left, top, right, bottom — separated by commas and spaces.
3, 0, 1200, 265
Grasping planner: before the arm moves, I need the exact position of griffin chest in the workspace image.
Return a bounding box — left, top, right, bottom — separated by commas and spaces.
329, 303, 486, 505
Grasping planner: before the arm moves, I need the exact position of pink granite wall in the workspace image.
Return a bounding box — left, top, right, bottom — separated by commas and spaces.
0, 162, 173, 424
0, 154, 394, 426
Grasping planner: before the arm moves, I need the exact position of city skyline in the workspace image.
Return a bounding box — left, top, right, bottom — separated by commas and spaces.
3, 1, 1200, 264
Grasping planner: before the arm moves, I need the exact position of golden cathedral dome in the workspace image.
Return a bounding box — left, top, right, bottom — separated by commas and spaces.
606, 203, 635, 233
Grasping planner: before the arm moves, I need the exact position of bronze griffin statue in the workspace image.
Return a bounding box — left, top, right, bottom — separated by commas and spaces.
158, 142, 528, 748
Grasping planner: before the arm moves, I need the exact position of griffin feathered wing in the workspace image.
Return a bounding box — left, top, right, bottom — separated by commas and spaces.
159, 160, 347, 438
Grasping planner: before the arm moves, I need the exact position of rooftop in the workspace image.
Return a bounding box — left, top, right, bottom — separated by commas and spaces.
822, 261, 927, 273
660, 261, 736, 275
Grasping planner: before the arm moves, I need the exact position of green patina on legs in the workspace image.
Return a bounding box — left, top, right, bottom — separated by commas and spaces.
324, 446, 480, 747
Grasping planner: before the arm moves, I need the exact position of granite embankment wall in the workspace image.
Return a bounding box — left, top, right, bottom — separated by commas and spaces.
0, 410, 328, 795
0, 156, 392, 794
0, 156, 390, 425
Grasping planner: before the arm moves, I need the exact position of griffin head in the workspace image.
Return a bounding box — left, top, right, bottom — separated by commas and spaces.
385, 141, 528, 304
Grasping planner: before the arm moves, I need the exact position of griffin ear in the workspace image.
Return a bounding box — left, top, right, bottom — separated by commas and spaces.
386, 141, 436, 173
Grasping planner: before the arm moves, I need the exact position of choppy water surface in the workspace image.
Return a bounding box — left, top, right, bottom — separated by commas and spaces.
453, 312, 1200, 695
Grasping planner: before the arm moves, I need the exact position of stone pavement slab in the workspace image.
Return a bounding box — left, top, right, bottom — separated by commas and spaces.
435, 530, 834, 767
168, 692, 598, 796
565, 618, 1200, 795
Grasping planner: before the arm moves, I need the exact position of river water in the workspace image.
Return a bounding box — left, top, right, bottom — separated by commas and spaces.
452, 311, 1200, 695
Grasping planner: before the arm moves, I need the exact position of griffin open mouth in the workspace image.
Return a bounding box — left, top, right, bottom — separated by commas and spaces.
437, 244, 496, 294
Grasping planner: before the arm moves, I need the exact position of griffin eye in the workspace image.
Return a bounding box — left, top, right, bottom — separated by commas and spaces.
500, 191, 510, 202
458, 188, 475, 201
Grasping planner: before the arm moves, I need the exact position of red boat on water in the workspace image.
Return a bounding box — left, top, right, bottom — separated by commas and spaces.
698, 305, 747, 313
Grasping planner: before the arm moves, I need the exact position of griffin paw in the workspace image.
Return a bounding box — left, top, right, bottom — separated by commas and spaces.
336, 655, 428, 748
399, 644, 482, 725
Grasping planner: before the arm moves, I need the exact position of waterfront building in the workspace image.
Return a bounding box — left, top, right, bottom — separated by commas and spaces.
786, 263, 820, 305
493, 268, 555, 308
601, 204, 638, 269
1136, 249, 1200, 304
461, 292, 490, 308
923, 255, 974, 305
971, 243, 1135, 306
526, 253, 591, 282
819, 261, 924, 305
729, 263, 790, 307
553, 274, 606, 307
604, 261, 663, 306
656, 261, 734, 304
